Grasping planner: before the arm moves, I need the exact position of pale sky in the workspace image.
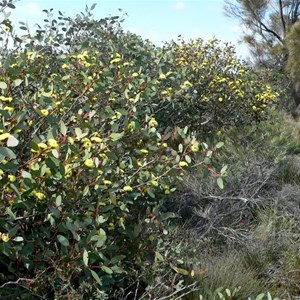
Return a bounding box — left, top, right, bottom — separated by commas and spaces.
8, 0, 250, 59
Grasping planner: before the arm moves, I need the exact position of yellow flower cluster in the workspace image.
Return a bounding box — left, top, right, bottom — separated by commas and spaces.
0, 232, 10, 242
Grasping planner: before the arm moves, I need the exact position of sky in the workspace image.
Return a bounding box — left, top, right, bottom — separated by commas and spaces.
8, 0, 250, 59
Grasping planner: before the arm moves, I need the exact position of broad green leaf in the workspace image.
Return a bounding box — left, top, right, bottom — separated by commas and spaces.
57, 234, 69, 247
256, 294, 265, 300
185, 155, 191, 164
56, 195, 62, 206
60, 121, 67, 135
90, 269, 101, 284
217, 177, 224, 189
101, 265, 113, 274
22, 171, 32, 178
220, 165, 228, 176
178, 143, 183, 153
7, 136, 19, 147
6, 207, 16, 220
0, 82, 7, 89
216, 141, 224, 149
83, 249, 89, 266
110, 132, 124, 141
13, 79, 23, 87
0, 147, 16, 159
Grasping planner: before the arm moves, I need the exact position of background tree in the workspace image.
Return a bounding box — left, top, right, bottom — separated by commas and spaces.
224, 0, 300, 68
224, 0, 300, 106
285, 20, 300, 106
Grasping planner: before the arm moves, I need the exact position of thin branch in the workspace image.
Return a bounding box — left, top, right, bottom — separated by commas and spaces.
279, 0, 286, 34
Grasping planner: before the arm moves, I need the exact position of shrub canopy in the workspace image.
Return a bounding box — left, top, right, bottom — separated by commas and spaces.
0, 2, 279, 298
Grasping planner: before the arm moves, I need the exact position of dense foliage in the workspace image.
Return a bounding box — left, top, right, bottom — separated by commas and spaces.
0, 2, 280, 299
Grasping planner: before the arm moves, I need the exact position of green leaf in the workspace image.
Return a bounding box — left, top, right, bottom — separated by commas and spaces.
6, 207, 16, 220
172, 266, 189, 276
60, 121, 67, 135
57, 234, 69, 247
110, 132, 124, 141
90, 269, 101, 284
91, 229, 106, 247
83, 249, 89, 266
13, 79, 23, 87
21, 171, 32, 178
220, 165, 228, 176
217, 177, 224, 189
101, 265, 113, 274
0, 147, 16, 159
7, 136, 19, 147
216, 142, 224, 149
267, 293, 272, 300
185, 155, 191, 164
56, 195, 62, 206
155, 251, 164, 262
0, 82, 7, 89
256, 294, 265, 300
178, 143, 183, 153
75, 127, 88, 139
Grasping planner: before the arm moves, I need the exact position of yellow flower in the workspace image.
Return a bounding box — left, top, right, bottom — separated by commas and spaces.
0, 169, 3, 175
91, 136, 102, 143
149, 118, 158, 128
103, 180, 112, 185
151, 180, 159, 187
83, 141, 92, 148
37, 142, 47, 149
45, 168, 51, 176
35, 192, 45, 200
123, 185, 133, 192
8, 174, 16, 182
191, 145, 199, 152
110, 57, 121, 64
1, 234, 10, 243
68, 137, 75, 145
61, 63, 70, 69
218, 97, 223, 102
159, 73, 166, 80
179, 161, 188, 167
132, 72, 139, 77
0, 133, 12, 141
40, 109, 49, 116
140, 149, 148, 154
48, 138, 59, 149
108, 222, 115, 231
84, 158, 94, 168
3, 106, 14, 113
2, 25, 10, 32
0, 96, 13, 102
182, 81, 193, 88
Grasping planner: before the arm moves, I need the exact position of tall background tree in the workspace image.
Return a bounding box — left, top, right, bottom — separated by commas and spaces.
224, 0, 300, 106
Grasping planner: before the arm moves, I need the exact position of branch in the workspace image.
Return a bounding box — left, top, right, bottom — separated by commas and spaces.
279, 0, 286, 34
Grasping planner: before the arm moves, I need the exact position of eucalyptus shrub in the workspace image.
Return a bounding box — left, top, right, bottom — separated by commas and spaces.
0, 1, 278, 298
0, 2, 222, 298
153, 38, 279, 135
